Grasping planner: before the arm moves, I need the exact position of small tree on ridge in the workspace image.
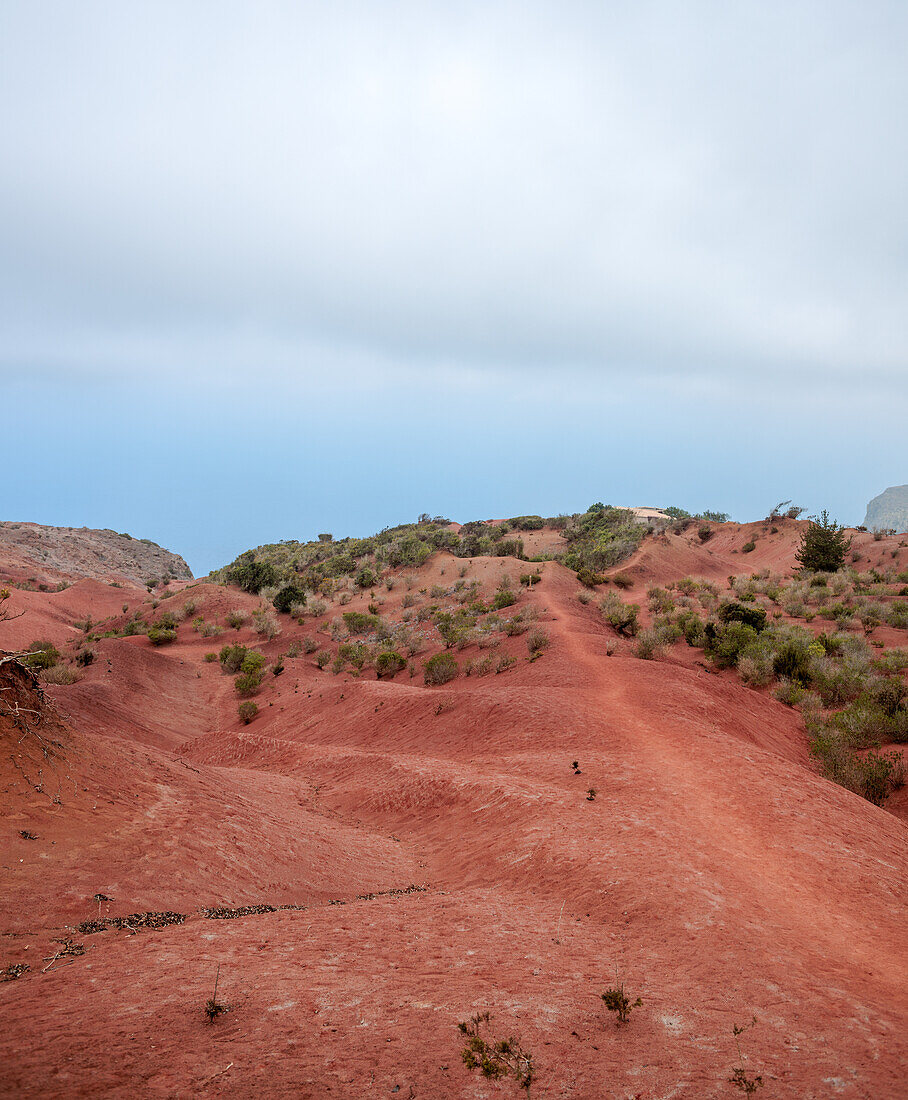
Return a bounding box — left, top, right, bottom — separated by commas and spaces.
795, 510, 852, 572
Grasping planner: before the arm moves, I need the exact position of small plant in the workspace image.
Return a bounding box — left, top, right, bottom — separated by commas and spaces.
458, 1011, 534, 1092
375, 650, 406, 678
204, 965, 227, 1023
601, 973, 642, 1025
572, 760, 581, 774
315, 649, 330, 669
729, 1017, 763, 1095
526, 629, 549, 654
238, 701, 258, 723
424, 652, 459, 685
23, 641, 60, 670
147, 627, 177, 646
742, 540, 756, 553
586, 787, 597, 801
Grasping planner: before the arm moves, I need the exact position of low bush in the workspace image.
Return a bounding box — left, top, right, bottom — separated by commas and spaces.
235, 669, 265, 696
343, 611, 380, 635
273, 584, 306, 614
219, 644, 248, 673
23, 641, 60, 670
148, 627, 177, 646
526, 629, 550, 654
238, 701, 258, 724
634, 628, 661, 660
252, 608, 281, 639
718, 602, 767, 632
599, 593, 639, 636
577, 567, 604, 588
375, 650, 406, 678
424, 653, 459, 685
492, 590, 516, 610
41, 664, 82, 685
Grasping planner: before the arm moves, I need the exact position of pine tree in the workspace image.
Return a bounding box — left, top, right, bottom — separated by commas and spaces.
795, 510, 852, 572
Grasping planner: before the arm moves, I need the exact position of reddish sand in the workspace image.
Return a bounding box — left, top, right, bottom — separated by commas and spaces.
1, 522, 906, 1098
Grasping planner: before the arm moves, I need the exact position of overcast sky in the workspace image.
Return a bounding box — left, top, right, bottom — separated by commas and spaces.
2, 2, 906, 573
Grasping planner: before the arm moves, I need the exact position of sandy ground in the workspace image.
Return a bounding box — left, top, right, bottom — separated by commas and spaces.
1, 521, 906, 1098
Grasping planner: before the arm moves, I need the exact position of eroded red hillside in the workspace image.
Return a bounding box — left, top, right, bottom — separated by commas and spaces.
1, 519, 906, 1098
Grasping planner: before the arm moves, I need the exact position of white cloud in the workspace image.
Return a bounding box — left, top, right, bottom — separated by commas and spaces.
1, 1, 906, 395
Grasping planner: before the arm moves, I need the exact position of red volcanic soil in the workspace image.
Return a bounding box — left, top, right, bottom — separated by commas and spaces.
1, 523, 907, 1098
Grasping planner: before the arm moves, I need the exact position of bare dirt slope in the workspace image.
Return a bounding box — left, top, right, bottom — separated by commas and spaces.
1, 523, 906, 1099
0, 521, 192, 587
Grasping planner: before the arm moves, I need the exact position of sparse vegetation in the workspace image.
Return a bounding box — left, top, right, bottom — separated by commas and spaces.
424, 652, 459, 685
601, 975, 642, 1026
458, 1012, 534, 1092
238, 700, 258, 723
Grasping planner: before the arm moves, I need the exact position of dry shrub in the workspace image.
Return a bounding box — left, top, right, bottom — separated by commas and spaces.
41, 664, 82, 686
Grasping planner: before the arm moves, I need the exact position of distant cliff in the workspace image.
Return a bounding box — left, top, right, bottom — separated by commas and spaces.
0, 522, 193, 586
863, 486, 908, 533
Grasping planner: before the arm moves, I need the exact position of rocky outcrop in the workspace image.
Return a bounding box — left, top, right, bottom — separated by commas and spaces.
0, 522, 193, 586
864, 486, 908, 533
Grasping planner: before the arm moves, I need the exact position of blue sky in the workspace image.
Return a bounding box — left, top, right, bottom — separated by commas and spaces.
3, 2, 906, 575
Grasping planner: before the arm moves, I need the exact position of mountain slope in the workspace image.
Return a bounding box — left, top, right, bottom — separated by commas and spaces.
1, 518, 906, 1098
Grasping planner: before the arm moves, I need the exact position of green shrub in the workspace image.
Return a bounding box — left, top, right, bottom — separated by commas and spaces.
424, 653, 459, 685
375, 650, 406, 678
576, 567, 605, 588
235, 669, 264, 696
148, 627, 177, 646
23, 641, 60, 670
705, 621, 760, 669
75, 648, 95, 667
238, 701, 258, 724
599, 593, 639, 636
315, 649, 330, 669
771, 638, 813, 684
273, 584, 306, 614
742, 540, 756, 553
492, 590, 517, 610
240, 651, 266, 674
634, 628, 661, 660
612, 573, 634, 590
343, 611, 380, 635
698, 525, 713, 542
226, 609, 248, 630
224, 550, 278, 594
718, 601, 767, 631
204, 652, 217, 662
676, 610, 706, 647
219, 644, 248, 673
356, 567, 376, 589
